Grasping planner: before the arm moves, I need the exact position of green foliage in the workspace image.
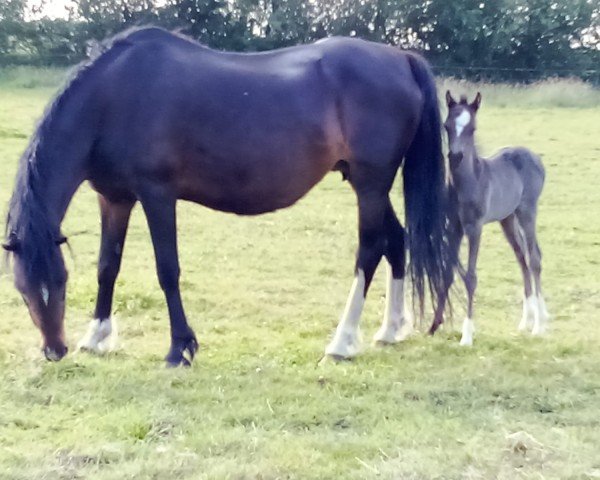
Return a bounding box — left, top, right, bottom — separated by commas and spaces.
420, 0, 600, 82
0, 0, 598, 82
0, 0, 26, 55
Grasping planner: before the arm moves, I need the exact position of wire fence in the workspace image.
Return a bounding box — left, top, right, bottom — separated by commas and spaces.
2, 53, 599, 85
431, 65, 600, 85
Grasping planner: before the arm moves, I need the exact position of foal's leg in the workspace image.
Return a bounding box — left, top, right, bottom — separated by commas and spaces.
78, 195, 134, 353
460, 225, 482, 346
500, 214, 535, 331
139, 191, 198, 366
517, 209, 548, 335
325, 190, 387, 359
374, 203, 411, 344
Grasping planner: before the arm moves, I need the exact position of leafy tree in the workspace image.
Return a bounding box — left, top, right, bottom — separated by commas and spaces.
0, 0, 26, 55
0, 0, 598, 82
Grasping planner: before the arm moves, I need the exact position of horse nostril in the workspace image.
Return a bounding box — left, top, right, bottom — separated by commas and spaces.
43, 345, 68, 361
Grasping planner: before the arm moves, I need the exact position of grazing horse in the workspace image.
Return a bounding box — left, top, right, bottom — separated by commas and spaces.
429, 91, 549, 345
4, 27, 454, 366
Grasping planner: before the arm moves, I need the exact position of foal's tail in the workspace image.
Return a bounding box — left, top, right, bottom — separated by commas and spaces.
403, 52, 455, 315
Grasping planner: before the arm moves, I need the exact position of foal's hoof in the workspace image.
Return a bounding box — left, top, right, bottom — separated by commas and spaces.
165, 337, 199, 367
531, 324, 546, 336
428, 323, 440, 336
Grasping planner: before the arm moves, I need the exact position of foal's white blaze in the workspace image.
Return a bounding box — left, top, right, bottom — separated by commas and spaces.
459, 317, 474, 346
41, 284, 49, 306
325, 269, 365, 358
77, 318, 117, 353
455, 110, 471, 138
518, 295, 537, 331
374, 263, 410, 343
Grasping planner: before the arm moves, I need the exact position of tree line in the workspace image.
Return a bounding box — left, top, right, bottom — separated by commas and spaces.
1, 0, 599, 83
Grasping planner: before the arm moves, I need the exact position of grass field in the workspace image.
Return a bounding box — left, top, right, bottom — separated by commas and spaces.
1, 69, 600, 479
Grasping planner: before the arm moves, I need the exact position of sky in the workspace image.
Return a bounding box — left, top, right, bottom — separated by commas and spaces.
26, 0, 169, 19
27, 0, 75, 19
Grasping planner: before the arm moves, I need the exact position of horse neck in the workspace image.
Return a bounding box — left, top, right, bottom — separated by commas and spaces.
12, 135, 87, 238
449, 137, 481, 186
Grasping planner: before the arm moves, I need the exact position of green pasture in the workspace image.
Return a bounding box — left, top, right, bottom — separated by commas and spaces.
0, 69, 599, 479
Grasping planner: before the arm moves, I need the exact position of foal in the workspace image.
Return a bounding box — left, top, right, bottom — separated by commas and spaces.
430, 91, 549, 345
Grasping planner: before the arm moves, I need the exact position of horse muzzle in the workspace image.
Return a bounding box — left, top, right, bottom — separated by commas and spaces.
43, 344, 68, 362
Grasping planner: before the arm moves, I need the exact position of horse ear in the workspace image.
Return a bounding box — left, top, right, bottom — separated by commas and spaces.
471, 92, 482, 111
445, 90, 456, 108
55, 235, 68, 246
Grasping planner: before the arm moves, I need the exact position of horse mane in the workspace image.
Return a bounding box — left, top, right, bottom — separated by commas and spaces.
4, 26, 173, 286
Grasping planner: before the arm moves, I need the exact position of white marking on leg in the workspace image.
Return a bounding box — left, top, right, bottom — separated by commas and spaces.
41, 284, 49, 306
531, 295, 545, 336
325, 269, 365, 358
459, 317, 474, 346
455, 110, 471, 137
77, 318, 117, 353
538, 294, 550, 321
374, 263, 411, 344
518, 295, 537, 331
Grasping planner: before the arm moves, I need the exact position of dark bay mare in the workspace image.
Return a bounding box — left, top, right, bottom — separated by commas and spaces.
4, 27, 455, 366
429, 92, 548, 345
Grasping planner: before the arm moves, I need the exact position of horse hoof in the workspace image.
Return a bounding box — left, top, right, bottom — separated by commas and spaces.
165, 337, 198, 367
166, 357, 192, 368
531, 326, 546, 336
77, 318, 116, 354
318, 353, 352, 366
429, 322, 441, 335
373, 331, 398, 346
324, 342, 359, 360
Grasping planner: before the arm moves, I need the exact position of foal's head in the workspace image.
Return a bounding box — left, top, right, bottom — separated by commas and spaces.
444, 91, 481, 162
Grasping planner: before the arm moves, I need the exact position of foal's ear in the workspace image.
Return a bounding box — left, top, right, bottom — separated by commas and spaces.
471, 92, 482, 111
446, 90, 457, 108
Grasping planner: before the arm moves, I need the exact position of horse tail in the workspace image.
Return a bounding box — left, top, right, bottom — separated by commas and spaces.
402, 52, 455, 315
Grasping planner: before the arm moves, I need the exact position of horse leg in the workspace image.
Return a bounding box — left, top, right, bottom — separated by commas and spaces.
78, 195, 134, 353
500, 214, 535, 331
516, 209, 548, 335
325, 189, 388, 359
460, 224, 481, 346
139, 191, 198, 366
374, 202, 411, 344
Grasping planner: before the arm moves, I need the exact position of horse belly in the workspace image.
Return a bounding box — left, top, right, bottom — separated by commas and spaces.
177, 149, 334, 215
483, 178, 523, 223
172, 105, 342, 214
